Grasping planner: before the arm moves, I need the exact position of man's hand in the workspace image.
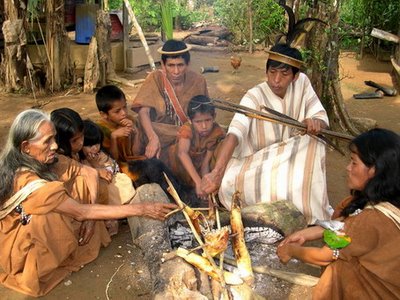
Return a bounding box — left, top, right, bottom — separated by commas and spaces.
78, 220, 95, 245
303, 118, 323, 135
138, 202, 178, 220
201, 169, 223, 194
145, 135, 161, 159
195, 183, 207, 201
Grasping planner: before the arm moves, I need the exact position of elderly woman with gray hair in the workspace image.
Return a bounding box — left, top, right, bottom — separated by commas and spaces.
0, 109, 176, 297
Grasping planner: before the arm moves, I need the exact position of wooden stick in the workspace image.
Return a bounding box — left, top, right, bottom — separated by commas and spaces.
163, 173, 227, 288
210, 98, 354, 141
223, 257, 319, 287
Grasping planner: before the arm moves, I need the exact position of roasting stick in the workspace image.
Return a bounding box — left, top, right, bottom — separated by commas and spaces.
163, 173, 228, 290
210, 194, 225, 274
210, 98, 354, 141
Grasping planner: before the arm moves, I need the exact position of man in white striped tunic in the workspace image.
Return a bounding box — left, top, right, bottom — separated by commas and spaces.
202, 44, 332, 224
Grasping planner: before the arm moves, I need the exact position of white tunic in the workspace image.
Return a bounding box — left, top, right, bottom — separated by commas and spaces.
220, 73, 332, 223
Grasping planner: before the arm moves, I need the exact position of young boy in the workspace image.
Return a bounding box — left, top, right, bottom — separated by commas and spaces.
95, 85, 143, 165
167, 95, 225, 199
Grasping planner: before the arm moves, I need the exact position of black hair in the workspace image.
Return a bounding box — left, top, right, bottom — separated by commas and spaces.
341, 128, 400, 217
161, 39, 190, 65
50, 108, 83, 158
187, 95, 215, 120
95, 85, 126, 113
83, 119, 104, 147
266, 43, 303, 75
78, 119, 104, 160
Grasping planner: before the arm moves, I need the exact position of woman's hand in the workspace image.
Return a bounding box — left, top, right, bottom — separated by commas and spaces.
279, 226, 324, 247
276, 243, 293, 264
78, 220, 96, 245
137, 202, 178, 220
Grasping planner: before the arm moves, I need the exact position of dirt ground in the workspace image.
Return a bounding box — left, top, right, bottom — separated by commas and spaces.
0, 49, 399, 299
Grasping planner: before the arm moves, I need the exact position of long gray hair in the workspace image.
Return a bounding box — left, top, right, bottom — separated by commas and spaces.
0, 109, 58, 203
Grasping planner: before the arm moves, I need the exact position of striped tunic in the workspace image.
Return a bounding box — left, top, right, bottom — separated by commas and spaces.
220, 73, 332, 223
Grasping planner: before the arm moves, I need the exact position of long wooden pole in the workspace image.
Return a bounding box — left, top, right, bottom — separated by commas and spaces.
123, 0, 156, 70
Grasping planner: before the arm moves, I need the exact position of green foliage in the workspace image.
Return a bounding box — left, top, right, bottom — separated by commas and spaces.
213, 0, 247, 43
340, 0, 400, 50
214, 0, 285, 45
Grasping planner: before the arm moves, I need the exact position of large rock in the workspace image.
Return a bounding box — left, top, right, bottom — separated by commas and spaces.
219, 200, 307, 237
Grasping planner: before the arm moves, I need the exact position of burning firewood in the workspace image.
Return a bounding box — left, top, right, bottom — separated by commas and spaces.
230, 192, 254, 286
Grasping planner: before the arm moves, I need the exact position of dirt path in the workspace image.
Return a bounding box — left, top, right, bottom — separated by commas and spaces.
0, 50, 399, 299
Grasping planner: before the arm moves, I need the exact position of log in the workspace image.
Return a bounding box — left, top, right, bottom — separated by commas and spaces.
198, 27, 231, 39
187, 43, 229, 52
184, 34, 219, 46
127, 184, 203, 297
371, 28, 399, 44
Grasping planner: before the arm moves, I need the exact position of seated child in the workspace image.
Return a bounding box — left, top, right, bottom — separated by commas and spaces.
95, 85, 144, 166
167, 95, 225, 199
51, 108, 135, 236
80, 119, 135, 207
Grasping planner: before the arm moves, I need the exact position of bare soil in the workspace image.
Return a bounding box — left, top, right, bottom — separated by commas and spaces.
0, 50, 399, 300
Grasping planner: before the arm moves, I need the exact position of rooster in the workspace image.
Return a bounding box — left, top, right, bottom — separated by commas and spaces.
230, 55, 242, 74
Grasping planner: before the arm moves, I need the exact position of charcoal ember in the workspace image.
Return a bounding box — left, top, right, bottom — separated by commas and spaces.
169, 222, 197, 249
244, 226, 284, 244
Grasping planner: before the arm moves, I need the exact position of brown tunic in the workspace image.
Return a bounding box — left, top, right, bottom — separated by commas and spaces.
96, 113, 144, 164
0, 158, 110, 297
313, 198, 400, 299
132, 69, 208, 151
167, 122, 225, 186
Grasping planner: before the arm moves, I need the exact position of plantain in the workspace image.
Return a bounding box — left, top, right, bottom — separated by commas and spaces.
230, 192, 254, 285
176, 248, 243, 285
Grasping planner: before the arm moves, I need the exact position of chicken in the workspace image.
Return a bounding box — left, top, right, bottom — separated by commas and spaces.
230, 55, 242, 73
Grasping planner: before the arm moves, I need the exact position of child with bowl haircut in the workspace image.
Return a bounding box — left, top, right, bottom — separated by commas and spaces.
167, 95, 225, 199
95, 85, 144, 165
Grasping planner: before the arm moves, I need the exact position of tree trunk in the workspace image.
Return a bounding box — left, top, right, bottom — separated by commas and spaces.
304, 0, 359, 136
95, 10, 117, 84
45, 0, 72, 92
1, 0, 27, 92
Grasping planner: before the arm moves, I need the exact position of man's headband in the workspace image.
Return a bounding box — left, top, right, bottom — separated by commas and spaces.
157, 44, 192, 55
266, 50, 304, 69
